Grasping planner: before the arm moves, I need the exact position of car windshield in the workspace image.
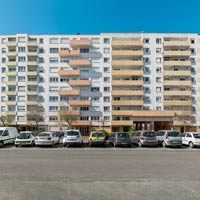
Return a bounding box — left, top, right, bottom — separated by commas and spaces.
167, 132, 180, 137
17, 133, 31, 139
0, 130, 4, 136
38, 133, 50, 137
66, 131, 79, 136
143, 132, 155, 137
92, 132, 104, 137
117, 132, 129, 138
193, 133, 200, 138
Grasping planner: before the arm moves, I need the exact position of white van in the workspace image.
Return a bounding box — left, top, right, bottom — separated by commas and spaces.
0, 127, 18, 147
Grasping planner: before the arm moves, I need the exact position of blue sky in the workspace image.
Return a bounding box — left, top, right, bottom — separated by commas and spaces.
0, 0, 199, 34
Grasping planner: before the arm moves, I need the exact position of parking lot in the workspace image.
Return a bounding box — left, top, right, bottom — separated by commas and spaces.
0, 147, 200, 200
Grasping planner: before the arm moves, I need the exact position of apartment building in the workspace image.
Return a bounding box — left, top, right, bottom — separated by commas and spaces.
0, 33, 200, 134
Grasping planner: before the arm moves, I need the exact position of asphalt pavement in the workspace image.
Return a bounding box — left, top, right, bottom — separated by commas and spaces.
0, 147, 200, 200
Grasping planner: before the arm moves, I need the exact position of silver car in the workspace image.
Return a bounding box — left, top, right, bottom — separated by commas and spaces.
62, 130, 83, 147
35, 132, 59, 147
156, 130, 182, 148
131, 131, 158, 147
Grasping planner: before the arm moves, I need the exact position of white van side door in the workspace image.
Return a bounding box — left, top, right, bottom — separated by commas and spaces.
2, 130, 10, 144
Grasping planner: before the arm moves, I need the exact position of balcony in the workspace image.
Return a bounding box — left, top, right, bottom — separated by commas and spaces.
69, 100, 91, 106
27, 91, 38, 96
26, 101, 39, 106
112, 60, 143, 67
59, 110, 80, 116
112, 80, 143, 87
6, 72, 17, 76
6, 52, 17, 57
58, 70, 80, 77
112, 40, 143, 48
69, 60, 91, 67
71, 120, 91, 126
6, 101, 17, 106
163, 71, 191, 77
27, 41, 38, 46
112, 50, 143, 58
6, 82, 17, 86
164, 91, 191, 96
7, 41, 17, 47
164, 61, 191, 66
27, 52, 38, 56
163, 41, 190, 47
27, 71, 38, 76
58, 50, 80, 57
112, 90, 143, 96
27, 81, 38, 86
27, 61, 38, 66
58, 90, 80, 96
6, 61, 17, 67
69, 80, 91, 87
164, 80, 191, 87
112, 121, 133, 126
163, 50, 191, 57
112, 100, 143, 106
173, 121, 191, 126
6, 91, 17, 96
112, 70, 143, 77
5, 111, 16, 116
164, 101, 191, 106
69, 40, 91, 48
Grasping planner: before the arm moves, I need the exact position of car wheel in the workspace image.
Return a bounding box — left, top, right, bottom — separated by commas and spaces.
31, 141, 35, 147
162, 141, 166, 148
114, 143, 117, 148
189, 142, 194, 148
0, 141, 4, 148
138, 141, 142, 147
89, 142, 92, 147
52, 142, 55, 148
15, 145, 18, 148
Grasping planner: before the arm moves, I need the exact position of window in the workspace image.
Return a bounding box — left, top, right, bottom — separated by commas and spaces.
18, 47, 26, 52
156, 67, 162, 73
103, 48, 110, 53
156, 97, 162, 103
191, 58, 195, 64
104, 106, 110, 112
1, 67, 6, 73
18, 76, 26, 82
18, 57, 26, 62
104, 38, 110, 44
1, 58, 6, 63
91, 116, 100, 121
104, 77, 110, 82
49, 96, 58, 102
49, 106, 58, 111
1, 48, 6, 53
18, 66, 26, 72
104, 96, 110, 102
143, 67, 150, 74
156, 38, 162, 44
143, 57, 150, 64
18, 86, 25, 92
156, 48, 161, 54
1, 77, 6, 83
50, 38, 59, 44
18, 106, 25, 112
80, 48, 89, 53
18, 37, 26, 43
143, 96, 151, 103
39, 48, 44, 53
143, 38, 149, 43
49, 57, 59, 63
1, 96, 6, 102
18, 96, 25, 102
104, 87, 110, 92
91, 97, 100, 101
1, 38, 6, 44
17, 116, 25, 122
60, 78, 69, 82
104, 116, 110, 121
143, 48, 150, 54
156, 106, 161, 110
61, 38, 68, 44
156, 87, 161, 92
50, 77, 58, 82
1, 106, 5, 112
156, 77, 162, 83
49, 116, 58, 121
49, 67, 59, 73
190, 39, 195, 44
1, 87, 5, 92
143, 77, 150, 83
60, 96, 68, 102
143, 87, 150, 93
39, 57, 44, 63
104, 58, 110, 63
156, 58, 161, 63
104, 67, 110, 72
91, 87, 99, 92
39, 38, 43, 44
50, 48, 59, 53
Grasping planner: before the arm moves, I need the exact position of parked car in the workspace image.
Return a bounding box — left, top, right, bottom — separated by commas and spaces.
131, 131, 158, 147
35, 132, 59, 147
15, 131, 35, 147
109, 132, 132, 147
0, 127, 19, 148
88, 131, 108, 147
156, 130, 182, 148
182, 132, 200, 148
63, 129, 83, 147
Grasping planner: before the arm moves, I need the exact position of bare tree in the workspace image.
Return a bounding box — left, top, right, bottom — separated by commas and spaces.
59, 110, 77, 129
0, 115, 9, 127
